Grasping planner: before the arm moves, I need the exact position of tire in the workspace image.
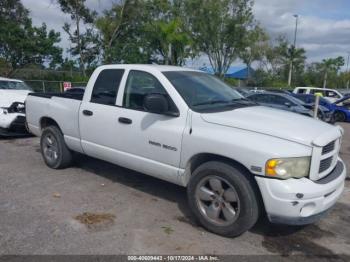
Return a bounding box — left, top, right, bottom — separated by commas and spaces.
334, 111, 346, 122
187, 161, 260, 237
317, 111, 324, 121
40, 125, 72, 169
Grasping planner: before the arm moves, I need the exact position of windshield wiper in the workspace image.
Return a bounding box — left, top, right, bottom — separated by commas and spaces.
231, 97, 256, 105
193, 100, 231, 106
231, 97, 250, 102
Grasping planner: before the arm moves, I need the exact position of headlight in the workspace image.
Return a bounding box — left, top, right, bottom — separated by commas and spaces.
266, 157, 311, 179
8, 102, 25, 113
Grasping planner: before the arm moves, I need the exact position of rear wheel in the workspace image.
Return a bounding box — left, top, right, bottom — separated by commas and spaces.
40, 126, 72, 169
334, 111, 346, 122
187, 161, 260, 237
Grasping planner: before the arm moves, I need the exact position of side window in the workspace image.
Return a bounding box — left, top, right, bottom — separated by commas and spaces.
325, 91, 340, 98
271, 95, 290, 105
258, 94, 271, 103
297, 88, 306, 94
310, 89, 325, 96
249, 94, 270, 103
248, 95, 259, 102
91, 69, 124, 105
123, 70, 175, 112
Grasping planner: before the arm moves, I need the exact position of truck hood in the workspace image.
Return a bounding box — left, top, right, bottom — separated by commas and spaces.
200, 106, 341, 147
0, 90, 30, 108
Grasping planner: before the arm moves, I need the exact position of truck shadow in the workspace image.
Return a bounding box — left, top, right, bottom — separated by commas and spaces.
72, 153, 349, 257
0, 134, 33, 141
73, 153, 195, 223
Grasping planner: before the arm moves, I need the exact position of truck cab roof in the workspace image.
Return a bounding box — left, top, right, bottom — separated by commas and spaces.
96, 64, 201, 73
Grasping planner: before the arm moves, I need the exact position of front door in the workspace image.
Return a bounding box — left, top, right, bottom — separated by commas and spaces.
115, 70, 187, 179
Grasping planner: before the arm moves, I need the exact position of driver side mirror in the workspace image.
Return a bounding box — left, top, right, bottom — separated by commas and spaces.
144, 94, 179, 116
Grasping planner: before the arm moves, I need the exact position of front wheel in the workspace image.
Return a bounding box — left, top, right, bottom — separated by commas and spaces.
187, 161, 260, 237
40, 125, 72, 169
334, 111, 346, 122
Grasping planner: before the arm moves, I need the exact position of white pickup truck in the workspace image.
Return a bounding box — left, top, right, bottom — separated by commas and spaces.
26, 65, 347, 237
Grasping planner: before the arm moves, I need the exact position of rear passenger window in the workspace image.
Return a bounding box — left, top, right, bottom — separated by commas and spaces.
271, 95, 290, 105
91, 69, 124, 105
250, 94, 270, 103
297, 88, 306, 94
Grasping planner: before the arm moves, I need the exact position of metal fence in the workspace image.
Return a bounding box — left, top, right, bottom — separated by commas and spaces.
24, 80, 87, 93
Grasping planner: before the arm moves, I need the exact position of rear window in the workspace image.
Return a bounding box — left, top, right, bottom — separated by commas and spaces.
296, 88, 307, 94
91, 69, 124, 105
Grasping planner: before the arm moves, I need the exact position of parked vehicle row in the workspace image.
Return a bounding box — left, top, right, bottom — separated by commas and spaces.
25, 64, 347, 237
1, 74, 349, 138
246, 92, 333, 123
292, 94, 350, 123
238, 87, 350, 123
293, 87, 344, 103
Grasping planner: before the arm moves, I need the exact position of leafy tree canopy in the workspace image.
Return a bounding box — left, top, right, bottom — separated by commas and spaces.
0, 0, 62, 76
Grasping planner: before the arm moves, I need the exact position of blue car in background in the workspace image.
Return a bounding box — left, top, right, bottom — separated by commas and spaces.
246, 92, 333, 122
293, 94, 350, 122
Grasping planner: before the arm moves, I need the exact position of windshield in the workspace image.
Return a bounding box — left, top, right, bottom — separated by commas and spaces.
0, 80, 32, 90
163, 71, 255, 112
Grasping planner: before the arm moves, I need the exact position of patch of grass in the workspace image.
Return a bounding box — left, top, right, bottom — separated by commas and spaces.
162, 226, 174, 235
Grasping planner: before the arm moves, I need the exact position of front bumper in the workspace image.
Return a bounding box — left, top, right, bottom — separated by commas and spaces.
0, 113, 28, 136
255, 159, 346, 225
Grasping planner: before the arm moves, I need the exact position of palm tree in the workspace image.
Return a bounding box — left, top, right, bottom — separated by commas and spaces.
280, 44, 306, 86
318, 57, 344, 88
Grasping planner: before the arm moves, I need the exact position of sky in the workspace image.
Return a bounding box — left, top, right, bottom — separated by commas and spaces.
22, 0, 350, 69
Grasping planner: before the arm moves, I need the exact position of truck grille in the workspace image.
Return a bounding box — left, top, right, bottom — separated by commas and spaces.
319, 156, 333, 173
310, 135, 341, 181
322, 140, 335, 155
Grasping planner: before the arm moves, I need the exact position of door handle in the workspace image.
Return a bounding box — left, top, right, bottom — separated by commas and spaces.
82, 110, 93, 116
118, 117, 132, 124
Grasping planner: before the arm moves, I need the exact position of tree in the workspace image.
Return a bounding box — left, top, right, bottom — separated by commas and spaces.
96, 0, 192, 65
184, 0, 255, 77
143, 0, 192, 65
239, 25, 268, 84
282, 45, 306, 86
0, 0, 62, 76
96, 0, 151, 64
57, 0, 97, 76
319, 57, 345, 88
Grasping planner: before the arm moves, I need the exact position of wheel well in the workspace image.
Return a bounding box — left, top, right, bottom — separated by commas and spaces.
188, 153, 251, 176
186, 153, 266, 215
40, 117, 60, 131
334, 110, 346, 120
335, 110, 346, 116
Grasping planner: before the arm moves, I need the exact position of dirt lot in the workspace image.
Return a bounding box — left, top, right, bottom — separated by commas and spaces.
0, 123, 349, 258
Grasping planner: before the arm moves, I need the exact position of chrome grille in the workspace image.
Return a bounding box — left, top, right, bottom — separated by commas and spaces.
319, 156, 333, 173
322, 140, 335, 155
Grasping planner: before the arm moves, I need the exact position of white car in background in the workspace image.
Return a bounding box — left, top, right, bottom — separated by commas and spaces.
293, 87, 344, 103
0, 77, 32, 136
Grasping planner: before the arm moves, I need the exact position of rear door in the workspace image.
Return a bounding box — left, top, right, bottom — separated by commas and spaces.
79, 68, 126, 160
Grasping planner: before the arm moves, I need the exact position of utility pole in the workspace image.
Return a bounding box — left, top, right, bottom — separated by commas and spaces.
346, 52, 350, 89
288, 14, 299, 87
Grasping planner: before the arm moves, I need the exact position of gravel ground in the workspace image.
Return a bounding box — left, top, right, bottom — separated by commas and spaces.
0, 123, 349, 259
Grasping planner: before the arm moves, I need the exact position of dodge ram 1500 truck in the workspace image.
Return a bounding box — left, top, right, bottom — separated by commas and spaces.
26, 65, 347, 237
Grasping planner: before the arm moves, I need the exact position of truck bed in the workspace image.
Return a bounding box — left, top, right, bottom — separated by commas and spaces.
26, 92, 83, 151
29, 92, 84, 100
